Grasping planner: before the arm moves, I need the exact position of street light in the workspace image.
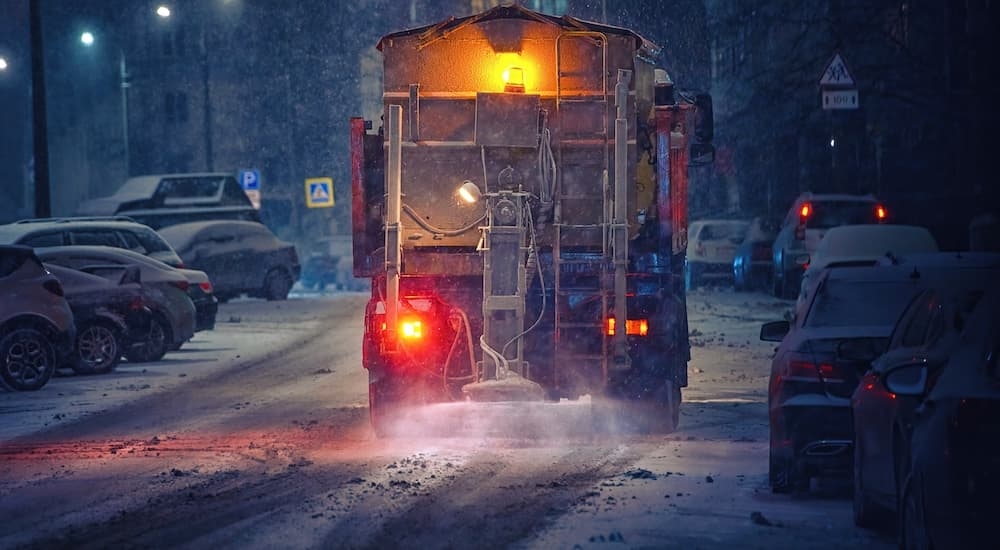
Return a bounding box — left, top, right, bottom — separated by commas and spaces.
156, 5, 171, 18
0, 57, 8, 71
79, 30, 131, 177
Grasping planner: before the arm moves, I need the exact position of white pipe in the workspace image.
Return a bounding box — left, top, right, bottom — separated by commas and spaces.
386, 105, 403, 346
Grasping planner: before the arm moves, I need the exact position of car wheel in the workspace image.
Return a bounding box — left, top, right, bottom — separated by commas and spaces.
264, 269, 293, 301
771, 261, 783, 298
684, 262, 699, 291
853, 440, 890, 528
73, 320, 121, 375
733, 261, 745, 291
769, 446, 805, 494
125, 316, 170, 363
0, 328, 57, 391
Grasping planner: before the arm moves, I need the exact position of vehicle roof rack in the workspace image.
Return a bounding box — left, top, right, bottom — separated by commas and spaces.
13, 215, 139, 224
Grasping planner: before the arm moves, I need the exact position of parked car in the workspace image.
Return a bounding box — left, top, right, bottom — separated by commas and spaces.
76, 172, 261, 229
771, 193, 888, 299
732, 216, 777, 291
45, 264, 152, 375
0, 217, 184, 267
759, 264, 934, 493
684, 219, 750, 289
852, 289, 991, 528
0, 245, 75, 391
35, 246, 197, 363
796, 224, 938, 309
883, 287, 1000, 549
158, 220, 300, 301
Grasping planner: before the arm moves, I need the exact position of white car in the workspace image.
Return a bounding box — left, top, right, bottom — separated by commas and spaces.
771, 193, 888, 299
795, 224, 939, 311
685, 219, 750, 289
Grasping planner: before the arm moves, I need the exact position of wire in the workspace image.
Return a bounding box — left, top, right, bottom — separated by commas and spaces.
500, 201, 547, 360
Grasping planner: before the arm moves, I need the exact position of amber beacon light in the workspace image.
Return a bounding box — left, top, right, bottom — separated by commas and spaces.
503, 66, 525, 93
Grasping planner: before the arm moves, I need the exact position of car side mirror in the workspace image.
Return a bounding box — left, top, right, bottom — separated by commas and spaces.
760, 320, 790, 342
882, 363, 929, 397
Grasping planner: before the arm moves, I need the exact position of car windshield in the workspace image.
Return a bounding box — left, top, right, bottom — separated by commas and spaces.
805, 279, 916, 328
134, 228, 173, 253
805, 202, 879, 229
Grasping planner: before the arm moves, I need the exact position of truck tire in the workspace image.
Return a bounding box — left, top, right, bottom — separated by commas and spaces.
73, 320, 122, 375
0, 328, 57, 391
592, 382, 680, 435
368, 371, 402, 438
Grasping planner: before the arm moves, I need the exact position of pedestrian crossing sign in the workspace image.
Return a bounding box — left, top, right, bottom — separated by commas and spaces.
305, 177, 334, 208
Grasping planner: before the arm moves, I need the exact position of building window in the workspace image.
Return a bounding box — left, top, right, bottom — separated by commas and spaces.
164, 92, 189, 123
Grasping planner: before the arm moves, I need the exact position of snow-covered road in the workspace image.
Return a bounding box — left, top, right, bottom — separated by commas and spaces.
0, 288, 895, 549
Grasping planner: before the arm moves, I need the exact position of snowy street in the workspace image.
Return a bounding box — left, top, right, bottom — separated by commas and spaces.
0, 288, 894, 549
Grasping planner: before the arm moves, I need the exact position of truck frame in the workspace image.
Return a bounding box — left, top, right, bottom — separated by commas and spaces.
350, 5, 711, 437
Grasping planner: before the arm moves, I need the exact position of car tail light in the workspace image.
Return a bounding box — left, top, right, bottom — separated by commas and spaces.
799, 203, 812, 219
169, 280, 190, 292
783, 358, 843, 383
875, 205, 887, 222
43, 279, 64, 297
606, 318, 649, 336
199, 281, 213, 294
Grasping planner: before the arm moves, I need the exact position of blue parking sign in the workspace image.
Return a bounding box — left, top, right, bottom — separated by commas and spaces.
240, 169, 260, 191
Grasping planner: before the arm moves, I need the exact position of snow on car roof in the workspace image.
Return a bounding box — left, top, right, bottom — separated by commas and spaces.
113, 173, 233, 197
158, 220, 276, 251
36, 245, 175, 270
808, 224, 939, 270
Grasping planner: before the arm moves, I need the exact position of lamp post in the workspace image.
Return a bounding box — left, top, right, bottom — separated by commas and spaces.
80, 30, 131, 177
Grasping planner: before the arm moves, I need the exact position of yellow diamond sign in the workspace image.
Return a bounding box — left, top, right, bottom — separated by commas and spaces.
305, 177, 334, 208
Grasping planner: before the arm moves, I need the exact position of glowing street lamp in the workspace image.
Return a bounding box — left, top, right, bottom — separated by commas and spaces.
156, 5, 171, 18
0, 57, 8, 71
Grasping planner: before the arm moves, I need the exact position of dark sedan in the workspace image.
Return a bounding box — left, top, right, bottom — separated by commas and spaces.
760, 265, 932, 493
884, 287, 1000, 549
46, 264, 152, 375
158, 220, 300, 302
851, 284, 991, 528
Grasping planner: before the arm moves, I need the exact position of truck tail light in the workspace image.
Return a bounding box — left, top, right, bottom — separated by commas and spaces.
606, 318, 649, 337
382, 318, 424, 341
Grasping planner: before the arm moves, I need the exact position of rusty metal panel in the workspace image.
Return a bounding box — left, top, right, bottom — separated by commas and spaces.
475, 93, 540, 147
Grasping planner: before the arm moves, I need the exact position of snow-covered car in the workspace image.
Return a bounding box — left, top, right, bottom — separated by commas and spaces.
76, 173, 261, 230
684, 219, 750, 289
770, 193, 888, 299
0, 217, 184, 268
45, 263, 152, 375
759, 264, 933, 493
795, 223, 938, 309
35, 246, 197, 363
883, 287, 1000, 549
732, 216, 777, 291
0, 245, 75, 391
158, 220, 300, 302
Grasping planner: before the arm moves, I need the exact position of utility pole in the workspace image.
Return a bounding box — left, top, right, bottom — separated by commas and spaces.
29, 0, 50, 218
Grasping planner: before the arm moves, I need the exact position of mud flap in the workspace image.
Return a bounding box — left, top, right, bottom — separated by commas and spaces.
591, 380, 680, 435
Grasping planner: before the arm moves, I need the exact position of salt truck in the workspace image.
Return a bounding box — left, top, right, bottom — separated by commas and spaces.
350, 4, 713, 437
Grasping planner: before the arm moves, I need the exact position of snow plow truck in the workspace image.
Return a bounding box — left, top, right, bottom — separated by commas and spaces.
350, 4, 713, 437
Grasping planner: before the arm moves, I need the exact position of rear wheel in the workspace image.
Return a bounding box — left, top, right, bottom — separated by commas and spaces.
264, 269, 293, 301
769, 446, 805, 494
73, 320, 121, 375
592, 382, 680, 435
126, 316, 170, 363
0, 328, 57, 391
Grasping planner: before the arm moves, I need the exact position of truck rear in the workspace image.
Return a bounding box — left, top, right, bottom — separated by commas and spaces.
350, 5, 711, 437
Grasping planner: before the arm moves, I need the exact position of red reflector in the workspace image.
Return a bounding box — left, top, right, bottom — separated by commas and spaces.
199, 281, 213, 293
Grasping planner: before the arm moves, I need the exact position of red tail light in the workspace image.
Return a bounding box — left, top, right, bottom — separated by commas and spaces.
784, 359, 842, 383
43, 279, 64, 297
199, 281, 213, 294
799, 203, 812, 219
607, 318, 649, 336
875, 205, 887, 221
169, 280, 190, 292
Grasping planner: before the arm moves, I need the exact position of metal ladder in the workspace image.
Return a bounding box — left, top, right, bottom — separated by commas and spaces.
553, 31, 612, 388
